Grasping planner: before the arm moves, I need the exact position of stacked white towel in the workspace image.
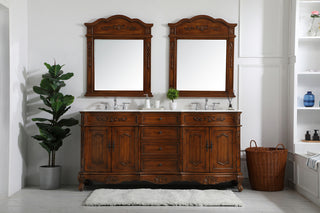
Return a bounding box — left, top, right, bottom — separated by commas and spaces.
306, 154, 320, 170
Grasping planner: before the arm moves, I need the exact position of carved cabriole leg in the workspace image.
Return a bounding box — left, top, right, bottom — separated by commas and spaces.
237, 175, 244, 192
78, 173, 85, 191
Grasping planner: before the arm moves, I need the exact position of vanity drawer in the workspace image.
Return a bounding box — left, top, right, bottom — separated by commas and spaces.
141, 127, 179, 139
182, 113, 240, 126
141, 113, 179, 125
82, 112, 138, 126
140, 159, 178, 172
141, 142, 179, 155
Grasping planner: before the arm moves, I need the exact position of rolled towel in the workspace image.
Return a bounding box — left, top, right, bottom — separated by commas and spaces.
306, 154, 320, 170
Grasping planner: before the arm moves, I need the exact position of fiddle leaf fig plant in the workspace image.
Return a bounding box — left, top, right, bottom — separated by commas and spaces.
32, 62, 78, 167
167, 88, 179, 102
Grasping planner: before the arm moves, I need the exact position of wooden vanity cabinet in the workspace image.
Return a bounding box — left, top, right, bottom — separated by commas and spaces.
78, 111, 242, 191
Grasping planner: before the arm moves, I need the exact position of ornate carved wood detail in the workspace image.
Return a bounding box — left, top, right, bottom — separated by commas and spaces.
153, 175, 168, 184
85, 15, 153, 97
105, 176, 118, 183
204, 176, 216, 184
193, 116, 225, 122
95, 115, 127, 122
168, 15, 237, 97
78, 174, 85, 191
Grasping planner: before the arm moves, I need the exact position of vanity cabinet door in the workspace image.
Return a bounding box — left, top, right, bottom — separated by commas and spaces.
84, 127, 112, 172
182, 127, 210, 172
112, 127, 138, 173
210, 127, 235, 172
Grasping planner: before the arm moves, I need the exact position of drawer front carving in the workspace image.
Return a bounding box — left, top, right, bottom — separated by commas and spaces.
141, 113, 179, 125
141, 127, 179, 139
83, 112, 138, 126
141, 143, 179, 155
182, 113, 239, 126
140, 159, 178, 172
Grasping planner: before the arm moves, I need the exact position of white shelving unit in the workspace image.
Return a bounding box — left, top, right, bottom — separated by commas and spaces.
293, 0, 320, 154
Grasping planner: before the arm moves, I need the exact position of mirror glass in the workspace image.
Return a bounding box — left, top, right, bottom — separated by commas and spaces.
177, 40, 226, 91
94, 39, 144, 91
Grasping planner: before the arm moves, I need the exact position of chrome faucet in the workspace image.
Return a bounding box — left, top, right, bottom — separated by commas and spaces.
113, 98, 118, 110
204, 98, 209, 110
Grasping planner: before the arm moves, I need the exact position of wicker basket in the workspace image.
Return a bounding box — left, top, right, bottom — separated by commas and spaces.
245, 140, 288, 191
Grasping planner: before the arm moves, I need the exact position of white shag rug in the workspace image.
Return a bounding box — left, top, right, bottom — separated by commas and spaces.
83, 188, 243, 207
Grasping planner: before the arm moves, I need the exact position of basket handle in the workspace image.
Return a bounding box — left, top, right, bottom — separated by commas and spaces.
250, 140, 257, 148
275, 144, 285, 149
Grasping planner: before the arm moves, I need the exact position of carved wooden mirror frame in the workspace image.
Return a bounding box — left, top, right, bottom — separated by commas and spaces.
169, 15, 237, 97
85, 15, 153, 97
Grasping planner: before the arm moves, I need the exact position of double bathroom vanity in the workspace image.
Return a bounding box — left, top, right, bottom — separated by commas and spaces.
78, 15, 243, 190
78, 110, 243, 191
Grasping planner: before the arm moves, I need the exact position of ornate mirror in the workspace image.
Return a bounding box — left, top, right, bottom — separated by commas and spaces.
169, 15, 237, 97
85, 15, 153, 97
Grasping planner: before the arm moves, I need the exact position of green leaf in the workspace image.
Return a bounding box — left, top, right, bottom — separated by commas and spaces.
39, 129, 56, 142
40, 78, 52, 90
53, 140, 63, 151
53, 64, 62, 77
36, 123, 52, 132
40, 142, 51, 153
33, 86, 49, 95
44, 62, 51, 70
40, 95, 51, 107
32, 118, 51, 122
59, 73, 73, 80
51, 126, 67, 138
39, 107, 53, 114
55, 106, 71, 121
32, 135, 47, 141
58, 118, 78, 127
63, 95, 74, 106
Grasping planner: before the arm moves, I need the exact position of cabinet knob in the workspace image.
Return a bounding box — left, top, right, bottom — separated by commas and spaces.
159, 163, 162, 167
159, 131, 162, 134
159, 147, 162, 151
159, 117, 163, 120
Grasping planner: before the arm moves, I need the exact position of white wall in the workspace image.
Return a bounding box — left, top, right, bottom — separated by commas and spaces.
238, 0, 288, 149
8, 0, 28, 196
0, 3, 9, 197
26, 0, 288, 185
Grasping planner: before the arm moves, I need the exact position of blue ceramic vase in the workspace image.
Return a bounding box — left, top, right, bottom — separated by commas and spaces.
304, 91, 315, 107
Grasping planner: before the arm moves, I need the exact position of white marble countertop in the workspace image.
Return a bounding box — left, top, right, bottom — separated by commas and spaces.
81, 109, 242, 112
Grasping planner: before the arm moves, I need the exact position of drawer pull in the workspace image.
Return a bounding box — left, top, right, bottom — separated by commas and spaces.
159, 163, 163, 167
159, 131, 162, 134
159, 117, 163, 120
159, 147, 163, 151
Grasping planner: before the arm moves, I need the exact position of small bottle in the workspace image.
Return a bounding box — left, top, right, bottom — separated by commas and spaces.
145, 94, 151, 109
312, 130, 319, 141
305, 131, 311, 140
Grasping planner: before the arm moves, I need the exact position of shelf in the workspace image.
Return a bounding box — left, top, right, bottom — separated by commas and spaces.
299, 0, 320, 3
297, 107, 320, 110
297, 141, 320, 144
299, 36, 320, 40
298, 72, 320, 75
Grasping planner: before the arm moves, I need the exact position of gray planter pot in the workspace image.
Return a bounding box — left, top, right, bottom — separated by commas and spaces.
39, 165, 61, 190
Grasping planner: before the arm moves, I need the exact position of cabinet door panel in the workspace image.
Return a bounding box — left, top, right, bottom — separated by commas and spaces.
112, 127, 138, 172
84, 127, 111, 172
211, 127, 235, 172
183, 127, 209, 172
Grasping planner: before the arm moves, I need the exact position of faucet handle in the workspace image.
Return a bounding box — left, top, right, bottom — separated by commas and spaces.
122, 102, 130, 110
191, 102, 200, 110
212, 102, 220, 110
